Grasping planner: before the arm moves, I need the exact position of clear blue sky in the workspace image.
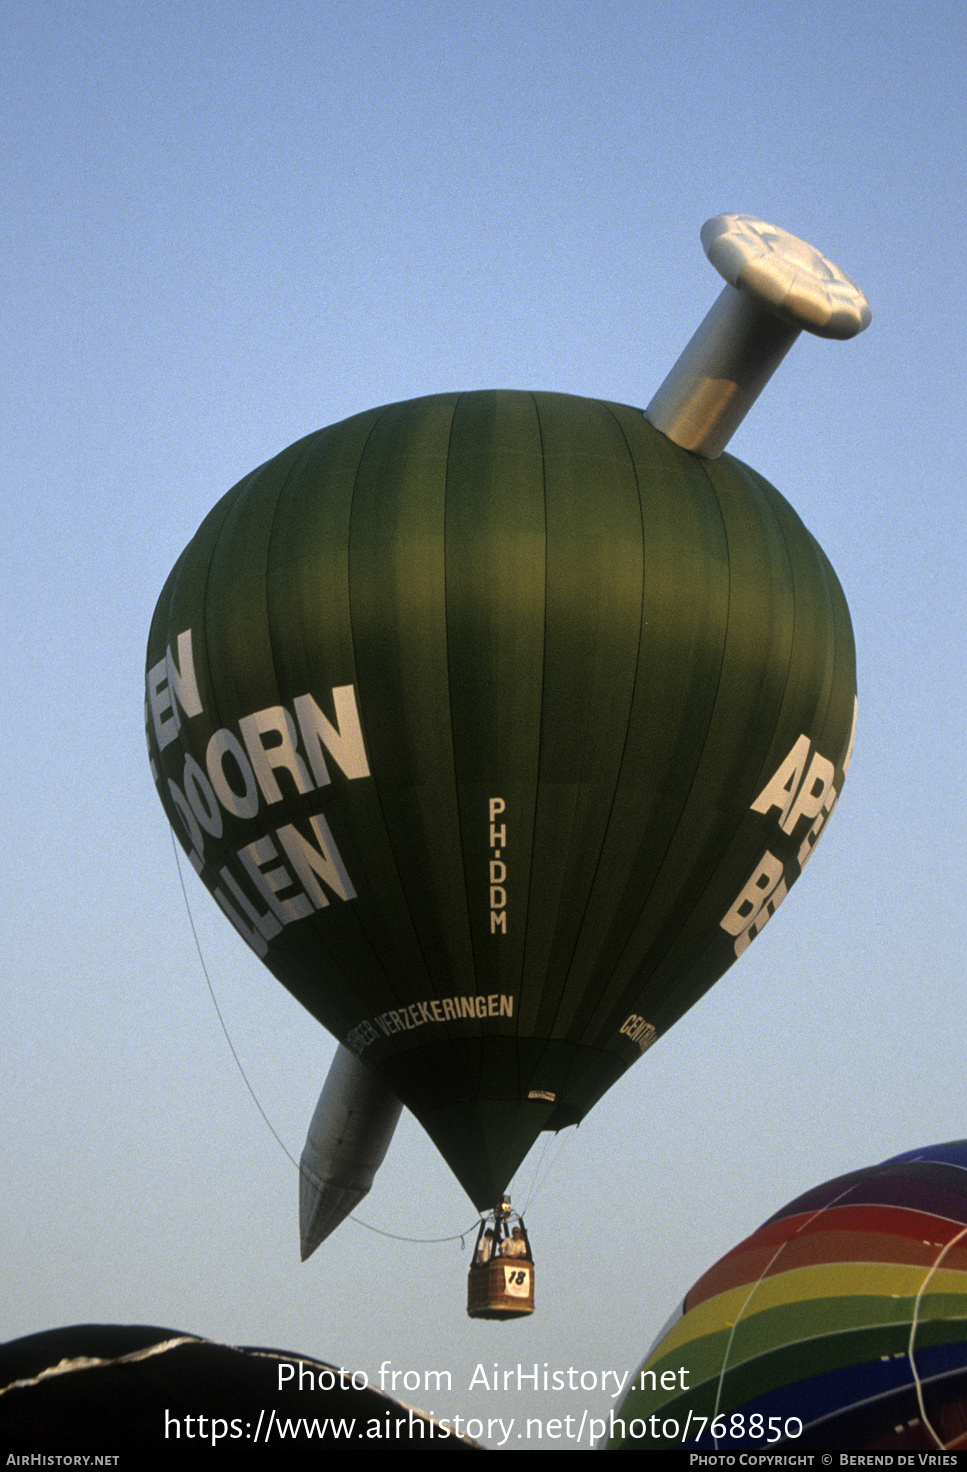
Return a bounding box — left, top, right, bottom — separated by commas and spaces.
3, 0, 965, 1449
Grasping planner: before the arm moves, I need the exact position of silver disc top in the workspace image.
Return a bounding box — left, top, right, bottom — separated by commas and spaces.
701, 213, 871, 339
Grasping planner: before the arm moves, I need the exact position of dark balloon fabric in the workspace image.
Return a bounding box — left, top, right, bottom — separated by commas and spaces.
610, 1142, 967, 1451
0, 1325, 473, 1451
146, 391, 855, 1207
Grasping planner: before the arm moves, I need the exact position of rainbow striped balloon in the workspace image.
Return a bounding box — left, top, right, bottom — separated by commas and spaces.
610, 1142, 967, 1451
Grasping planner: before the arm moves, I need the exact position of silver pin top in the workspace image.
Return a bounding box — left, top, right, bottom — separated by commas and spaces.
701, 214, 871, 340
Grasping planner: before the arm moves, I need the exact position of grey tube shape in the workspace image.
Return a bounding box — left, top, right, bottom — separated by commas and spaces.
299, 1046, 404, 1261
645, 286, 800, 458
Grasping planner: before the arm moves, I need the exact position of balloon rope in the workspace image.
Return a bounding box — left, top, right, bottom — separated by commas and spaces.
907, 1219, 967, 1448
517, 1125, 572, 1216
340, 1214, 479, 1247
709, 1175, 865, 1445
714, 1158, 964, 1451
170, 828, 301, 1169
170, 832, 479, 1248
515, 1131, 554, 1215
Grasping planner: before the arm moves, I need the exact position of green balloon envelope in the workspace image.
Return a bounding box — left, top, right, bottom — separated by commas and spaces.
146, 391, 856, 1209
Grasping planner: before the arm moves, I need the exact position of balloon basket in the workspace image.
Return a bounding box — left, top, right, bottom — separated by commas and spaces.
467, 1258, 535, 1320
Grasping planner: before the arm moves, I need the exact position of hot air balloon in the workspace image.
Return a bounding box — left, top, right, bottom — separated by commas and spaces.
608, 1141, 967, 1451
145, 215, 868, 1235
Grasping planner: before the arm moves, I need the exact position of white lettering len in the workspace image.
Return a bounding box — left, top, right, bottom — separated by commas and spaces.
750, 734, 811, 828
213, 886, 269, 957
781, 750, 835, 835
294, 686, 371, 786
206, 729, 259, 819
239, 837, 314, 926
217, 865, 282, 942
276, 812, 356, 905
239, 706, 314, 805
